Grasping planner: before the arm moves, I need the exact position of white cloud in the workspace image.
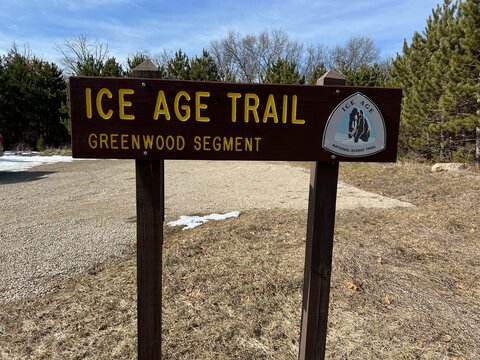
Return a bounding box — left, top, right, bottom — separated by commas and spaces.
0, 0, 442, 63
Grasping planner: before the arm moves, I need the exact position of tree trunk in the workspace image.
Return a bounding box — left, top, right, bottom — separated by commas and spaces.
476, 127, 479, 169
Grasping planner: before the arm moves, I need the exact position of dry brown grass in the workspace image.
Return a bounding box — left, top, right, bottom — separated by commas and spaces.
0, 162, 478, 359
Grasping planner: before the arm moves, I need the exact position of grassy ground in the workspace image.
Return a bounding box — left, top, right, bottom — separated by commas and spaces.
0, 162, 478, 359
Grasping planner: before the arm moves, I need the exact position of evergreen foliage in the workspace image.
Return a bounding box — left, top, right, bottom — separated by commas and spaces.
389, 0, 479, 161
11, 22, 471, 151
189, 50, 220, 81
58, 35, 125, 77
306, 62, 327, 85
125, 52, 161, 77
73, 55, 124, 77
166, 50, 190, 80
127, 52, 148, 72
343, 63, 388, 87
0, 48, 69, 150
264, 58, 304, 84
102, 57, 124, 77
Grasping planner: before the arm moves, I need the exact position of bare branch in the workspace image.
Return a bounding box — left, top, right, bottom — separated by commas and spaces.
56, 34, 110, 76
327, 36, 380, 73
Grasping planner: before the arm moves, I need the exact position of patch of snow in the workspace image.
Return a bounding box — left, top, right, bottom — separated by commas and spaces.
167, 211, 241, 230
0, 152, 74, 172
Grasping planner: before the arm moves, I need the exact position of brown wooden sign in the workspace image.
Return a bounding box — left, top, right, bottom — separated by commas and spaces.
69, 65, 403, 359
69, 77, 401, 162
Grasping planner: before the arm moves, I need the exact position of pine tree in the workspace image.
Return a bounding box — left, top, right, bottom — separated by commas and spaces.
421, 1, 459, 160
0, 48, 68, 149
395, 32, 431, 157
125, 52, 164, 77
438, 0, 480, 160
127, 52, 148, 72
306, 62, 327, 84
189, 50, 220, 81
102, 57, 124, 77
75, 54, 104, 76
264, 58, 304, 84
343, 63, 388, 87
33, 60, 69, 147
166, 50, 190, 80
0, 50, 31, 147
389, 0, 479, 161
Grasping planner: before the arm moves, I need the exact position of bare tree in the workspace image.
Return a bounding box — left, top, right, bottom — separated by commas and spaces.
210, 29, 304, 83
302, 44, 328, 82
210, 32, 242, 82
152, 49, 171, 68
57, 34, 110, 76
327, 36, 380, 73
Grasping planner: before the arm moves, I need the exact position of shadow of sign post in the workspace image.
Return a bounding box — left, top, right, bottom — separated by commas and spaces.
69, 61, 402, 359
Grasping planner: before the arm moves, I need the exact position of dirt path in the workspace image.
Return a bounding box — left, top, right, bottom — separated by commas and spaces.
0, 159, 411, 303
165, 161, 411, 215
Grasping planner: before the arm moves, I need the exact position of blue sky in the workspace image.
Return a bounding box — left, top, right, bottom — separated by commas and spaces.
0, 0, 441, 67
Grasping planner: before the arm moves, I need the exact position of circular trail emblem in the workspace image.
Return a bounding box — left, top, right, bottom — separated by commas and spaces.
322, 92, 386, 157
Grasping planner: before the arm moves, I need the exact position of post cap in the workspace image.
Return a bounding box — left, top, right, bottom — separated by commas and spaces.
317, 69, 346, 86
132, 59, 159, 72
132, 59, 162, 78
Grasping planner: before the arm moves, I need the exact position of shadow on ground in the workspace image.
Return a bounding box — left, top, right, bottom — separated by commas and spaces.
0, 171, 55, 184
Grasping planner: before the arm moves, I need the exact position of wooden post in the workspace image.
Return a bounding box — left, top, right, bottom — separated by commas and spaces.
298, 69, 345, 360
133, 60, 164, 360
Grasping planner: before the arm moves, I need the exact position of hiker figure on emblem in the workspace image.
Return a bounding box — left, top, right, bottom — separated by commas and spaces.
323, 92, 386, 157
348, 108, 370, 143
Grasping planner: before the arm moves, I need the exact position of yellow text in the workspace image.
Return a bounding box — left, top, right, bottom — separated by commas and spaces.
153, 90, 211, 122
227, 93, 305, 124
85, 88, 135, 120
193, 136, 261, 152
88, 133, 185, 151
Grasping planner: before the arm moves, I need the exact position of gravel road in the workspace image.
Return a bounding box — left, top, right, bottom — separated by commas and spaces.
0, 159, 411, 303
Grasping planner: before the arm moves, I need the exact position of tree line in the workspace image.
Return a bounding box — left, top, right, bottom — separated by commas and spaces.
56, 32, 386, 85
0, 0, 478, 162
388, 0, 479, 162
0, 46, 69, 150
